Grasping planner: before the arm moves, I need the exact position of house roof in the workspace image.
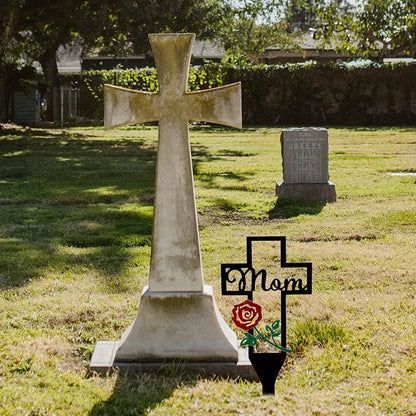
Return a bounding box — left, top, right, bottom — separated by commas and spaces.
261, 32, 354, 63
265, 32, 320, 52
52, 39, 224, 73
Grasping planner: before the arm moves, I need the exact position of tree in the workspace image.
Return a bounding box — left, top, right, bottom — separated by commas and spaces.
94, 0, 228, 55
315, 0, 416, 59
2, 0, 228, 120
220, 0, 298, 63
14, 0, 110, 119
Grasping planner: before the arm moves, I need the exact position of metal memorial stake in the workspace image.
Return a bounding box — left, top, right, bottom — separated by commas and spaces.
222, 236, 312, 394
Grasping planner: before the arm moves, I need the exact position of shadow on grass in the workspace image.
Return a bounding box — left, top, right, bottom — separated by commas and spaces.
89, 370, 198, 415
0, 126, 259, 290
191, 143, 256, 163
0, 129, 158, 290
269, 198, 325, 219
0, 203, 156, 291
191, 144, 255, 190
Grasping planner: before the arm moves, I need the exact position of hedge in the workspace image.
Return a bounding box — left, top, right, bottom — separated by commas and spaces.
80, 62, 416, 126
79, 66, 225, 120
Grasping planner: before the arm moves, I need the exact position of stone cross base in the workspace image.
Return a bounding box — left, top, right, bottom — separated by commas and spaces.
90, 342, 257, 380
90, 285, 245, 368
276, 181, 336, 203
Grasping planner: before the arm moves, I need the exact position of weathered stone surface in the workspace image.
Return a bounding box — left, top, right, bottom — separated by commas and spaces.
90, 341, 257, 380
104, 34, 241, 293
91, 33, 242, 369
277, 127, 336, 202
115, 285, 238, 362
276, 181, 336, 202
281, 127, 328, 184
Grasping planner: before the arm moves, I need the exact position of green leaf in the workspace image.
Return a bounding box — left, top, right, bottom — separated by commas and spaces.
271, 320, 280, 330
240, 332, 258, 347
240, 338, 251, 347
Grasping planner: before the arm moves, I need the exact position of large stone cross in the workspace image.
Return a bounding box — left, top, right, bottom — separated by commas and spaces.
92, 33, 242, 365
105, 33, 241, 293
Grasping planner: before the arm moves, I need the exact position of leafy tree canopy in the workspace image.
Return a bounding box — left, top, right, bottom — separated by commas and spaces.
315, 0, 416, 59
220, 0, 301, 63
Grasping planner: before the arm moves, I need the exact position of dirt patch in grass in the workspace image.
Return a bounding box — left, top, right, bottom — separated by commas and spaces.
197, 206, 286, 229
297, 233, 378, 242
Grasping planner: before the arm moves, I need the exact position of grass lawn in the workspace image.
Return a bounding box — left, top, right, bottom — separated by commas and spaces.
0, 124, 415, 415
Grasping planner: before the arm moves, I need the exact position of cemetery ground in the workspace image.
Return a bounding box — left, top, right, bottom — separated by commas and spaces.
0, 124, 415, 416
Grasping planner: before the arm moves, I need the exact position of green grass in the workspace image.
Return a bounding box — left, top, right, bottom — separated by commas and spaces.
1, 124, 416, 415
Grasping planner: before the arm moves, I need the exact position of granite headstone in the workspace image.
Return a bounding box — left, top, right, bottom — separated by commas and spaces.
276, 128, 336, 202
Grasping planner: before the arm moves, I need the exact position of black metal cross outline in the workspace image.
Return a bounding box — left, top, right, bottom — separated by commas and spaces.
221, 236, 312, 350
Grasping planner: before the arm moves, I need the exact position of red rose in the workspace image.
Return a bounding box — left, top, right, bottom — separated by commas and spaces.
232, 300, 262, 331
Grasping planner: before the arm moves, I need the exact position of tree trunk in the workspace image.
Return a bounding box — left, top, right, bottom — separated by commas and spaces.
0, 6, 19, 59
0, 6, 19, 121
40, 50, 60, 121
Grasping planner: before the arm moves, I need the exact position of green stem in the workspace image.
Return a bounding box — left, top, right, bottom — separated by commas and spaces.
253, 327, 292, 353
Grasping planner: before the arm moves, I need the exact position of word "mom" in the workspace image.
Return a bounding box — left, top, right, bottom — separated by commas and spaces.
221, 265, 310, 296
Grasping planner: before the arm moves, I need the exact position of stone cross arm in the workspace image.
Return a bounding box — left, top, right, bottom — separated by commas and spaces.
104, 82, 242, 129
